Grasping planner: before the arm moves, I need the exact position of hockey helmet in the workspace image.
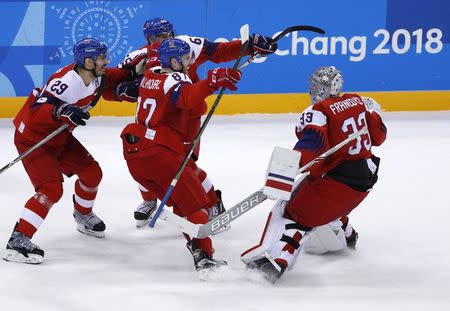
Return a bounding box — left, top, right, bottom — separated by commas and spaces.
73, 38, 108, 67
158, 38, 191, 69
308, 66, 343, 104
143, 18, 174, 40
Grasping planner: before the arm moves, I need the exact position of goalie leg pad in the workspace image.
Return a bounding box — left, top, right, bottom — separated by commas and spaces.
302, 219, 347, 255
241, 199, 307, 281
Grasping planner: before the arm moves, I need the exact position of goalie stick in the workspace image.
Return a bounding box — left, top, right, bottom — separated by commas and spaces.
149, 24, 251, 228
0, 77, 106, 176
156, 126, 369, 238
238, 25, 325, 70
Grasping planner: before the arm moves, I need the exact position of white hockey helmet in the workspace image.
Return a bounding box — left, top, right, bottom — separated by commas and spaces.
308, 66, 343, 104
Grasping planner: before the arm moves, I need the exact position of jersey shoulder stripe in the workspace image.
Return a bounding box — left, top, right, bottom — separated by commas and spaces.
176, 35, 205, 61
296, 105, 327, 132
163, 72, 192, 94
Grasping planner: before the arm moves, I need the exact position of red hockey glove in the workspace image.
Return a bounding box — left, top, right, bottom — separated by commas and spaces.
207, 68, 242, 91
146, 42, 161, 70
249, 34, 278, 56
121, 52, 147, 77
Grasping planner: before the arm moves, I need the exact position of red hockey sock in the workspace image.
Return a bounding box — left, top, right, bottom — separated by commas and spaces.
340, 216, 349, 229
16, 194, 52, 239
186, 209, 213, 256
140, 188, 157, 202
73, 179, 98, 215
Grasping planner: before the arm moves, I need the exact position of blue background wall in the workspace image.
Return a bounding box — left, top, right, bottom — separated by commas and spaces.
0, 0, 449, 97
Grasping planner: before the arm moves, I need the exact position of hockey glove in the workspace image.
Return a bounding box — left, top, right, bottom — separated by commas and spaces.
115, 77, 142, 102
207, 68, 242, 91
249, 34, 278, 56
52, 103, 90, 127
121, 52, 147, 77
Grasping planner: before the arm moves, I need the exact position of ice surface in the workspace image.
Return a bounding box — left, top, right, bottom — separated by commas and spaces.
0, 112, 449, 310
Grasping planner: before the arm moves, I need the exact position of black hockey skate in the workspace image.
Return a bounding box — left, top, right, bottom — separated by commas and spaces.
247, 257, 286, 284
186, 240, 227, 272
73, 209, 106, 238
3, 227, 44, 264
209, 190, 230, 235
134, 199, 158, 228
346, 229, 359, 249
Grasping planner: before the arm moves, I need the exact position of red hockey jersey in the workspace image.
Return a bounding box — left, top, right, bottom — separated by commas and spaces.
294, 94, 387, 177
119, 35, 247, 157
121, 69, 216, 157
13, 64, 131, 147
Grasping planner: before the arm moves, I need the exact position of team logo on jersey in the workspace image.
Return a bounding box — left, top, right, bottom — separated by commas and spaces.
50, 1, 145, 63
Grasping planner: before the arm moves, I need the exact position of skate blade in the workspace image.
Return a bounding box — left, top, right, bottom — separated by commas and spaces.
135, 217, 152, 228
3, 249, 43, 264
197, 264, 228, 281
211, 224, 231, 236
76, 224, 105, 238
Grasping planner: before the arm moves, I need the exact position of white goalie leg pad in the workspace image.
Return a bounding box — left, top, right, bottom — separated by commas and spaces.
241, 199, 306, 269
303, 219, 347, 255
263, 147, 300, 201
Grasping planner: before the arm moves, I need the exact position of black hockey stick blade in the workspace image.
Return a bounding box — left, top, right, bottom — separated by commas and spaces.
273, 25, 325, 42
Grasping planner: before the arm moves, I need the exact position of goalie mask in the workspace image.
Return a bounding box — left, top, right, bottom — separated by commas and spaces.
308, 66, 343, 104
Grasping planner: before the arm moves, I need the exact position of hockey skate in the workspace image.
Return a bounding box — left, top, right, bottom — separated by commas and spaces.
244, 252, 286, 284
73, 210, 106, 238
3, 229, 44, 264
134, 199, 157, 228
186, 240, 227, 273
346, 228, 359, 249
209, 190, 230, 235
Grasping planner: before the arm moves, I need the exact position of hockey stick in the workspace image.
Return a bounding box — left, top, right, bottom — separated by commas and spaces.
238, 25, 325, 70
0, 78, 106, 176
148, 24, 251, 228
156, 126, 368, 238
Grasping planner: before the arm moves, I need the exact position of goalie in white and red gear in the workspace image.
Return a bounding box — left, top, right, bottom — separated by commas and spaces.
242, 66, 387, 283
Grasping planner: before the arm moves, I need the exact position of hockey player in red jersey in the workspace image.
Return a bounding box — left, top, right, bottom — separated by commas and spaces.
120, 38, 242, 272
241, 66, 387, 283
118, 17, 278, 228
3, 38, 136, 264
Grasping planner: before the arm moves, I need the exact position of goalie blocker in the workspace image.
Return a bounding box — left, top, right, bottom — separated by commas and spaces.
263, 147, 300, 201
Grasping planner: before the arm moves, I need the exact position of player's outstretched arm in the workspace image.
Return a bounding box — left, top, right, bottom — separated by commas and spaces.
172, 68, 242, 109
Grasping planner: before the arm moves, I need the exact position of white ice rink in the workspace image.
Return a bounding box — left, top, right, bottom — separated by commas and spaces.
0, 112, 449, 310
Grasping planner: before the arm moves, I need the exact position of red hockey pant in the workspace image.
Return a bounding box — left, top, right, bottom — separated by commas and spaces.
14, 131, 102, 238
287, 175, 368, 228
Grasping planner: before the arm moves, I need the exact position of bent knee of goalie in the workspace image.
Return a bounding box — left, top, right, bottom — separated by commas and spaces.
36, 181, 64, 204
77, 161, 103, 187
303, 221, 347, 255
